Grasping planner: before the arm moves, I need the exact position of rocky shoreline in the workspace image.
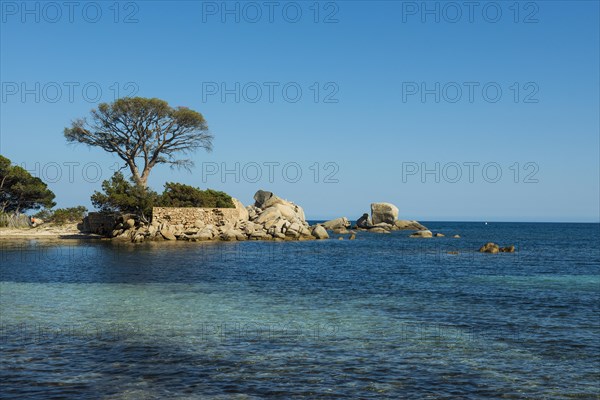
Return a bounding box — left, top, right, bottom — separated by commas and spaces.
89, 190, 434, 243
0, 191, 516, 253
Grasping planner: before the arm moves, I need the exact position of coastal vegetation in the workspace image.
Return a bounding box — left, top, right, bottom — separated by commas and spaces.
91, 172, 159, 222
33, 206, 88, 225
0, 155, 56, 227
0, 155, 56, 215
159, 182, 234, 208
91, 172, 234, 223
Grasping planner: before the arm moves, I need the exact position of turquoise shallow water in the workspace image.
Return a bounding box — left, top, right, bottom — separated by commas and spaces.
1, 222, 599, 398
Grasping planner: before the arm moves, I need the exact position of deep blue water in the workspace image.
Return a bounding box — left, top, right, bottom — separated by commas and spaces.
1, 222, 599, 399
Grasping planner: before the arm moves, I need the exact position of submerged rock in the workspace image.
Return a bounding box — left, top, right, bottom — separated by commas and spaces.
410, 230, 433, 238
479, 242, 500, 253
394, 220, 428, 231
369, 227, 390, 234
479, 243, 516, 253
332, 227, 350, 234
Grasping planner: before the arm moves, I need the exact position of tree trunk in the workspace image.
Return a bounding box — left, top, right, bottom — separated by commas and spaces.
127, 160, 147, 188
139, 168, 151, 188
131, 173, 146, 188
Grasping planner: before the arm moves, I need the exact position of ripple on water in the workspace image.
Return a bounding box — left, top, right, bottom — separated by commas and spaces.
1, 222, 599, 398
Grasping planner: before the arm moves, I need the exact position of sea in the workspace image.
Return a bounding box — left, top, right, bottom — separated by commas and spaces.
1, 222, 599, 399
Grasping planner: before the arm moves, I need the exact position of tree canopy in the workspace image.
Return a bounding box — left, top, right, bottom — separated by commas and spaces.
91, 173, 234, 221
0, 155, 56, 213
159, 182, 234, 208
64, 97, 213, 188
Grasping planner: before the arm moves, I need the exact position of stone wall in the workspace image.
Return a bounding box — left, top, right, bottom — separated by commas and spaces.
152, 207, 243, 229
80, 212, 120, 234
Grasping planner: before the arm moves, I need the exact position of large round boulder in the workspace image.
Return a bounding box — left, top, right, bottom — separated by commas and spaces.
371, 203, 399, 225
253, 190, 274, 208
312, 225, 329, 239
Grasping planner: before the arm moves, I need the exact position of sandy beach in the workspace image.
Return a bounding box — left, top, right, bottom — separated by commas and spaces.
0, 223, 103, 240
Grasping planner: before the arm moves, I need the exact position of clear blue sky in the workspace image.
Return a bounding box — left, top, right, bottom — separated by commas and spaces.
1, 1, 598, 221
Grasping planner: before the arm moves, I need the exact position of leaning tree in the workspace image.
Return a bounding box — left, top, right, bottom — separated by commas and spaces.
64, 97, 213, 188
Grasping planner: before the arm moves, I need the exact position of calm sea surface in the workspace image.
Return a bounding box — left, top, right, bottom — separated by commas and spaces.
1, 222, 599, 399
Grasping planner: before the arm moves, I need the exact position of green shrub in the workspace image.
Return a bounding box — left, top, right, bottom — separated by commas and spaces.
91, 172, 158, 222
50, 206, 87, 224
32, 206, 88, 225
90, 174, 235, 222
32, 208, 53, 221
159, 183, 234, 208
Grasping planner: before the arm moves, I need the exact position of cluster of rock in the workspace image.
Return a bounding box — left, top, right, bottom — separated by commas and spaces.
318, 202, 432, 238
107, 190, 331, 243
318, 202, 427, 235
84, 193, 439, 244
246, 190, 326, 240
479, 242, 516, 254
408, 231, 460, 238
